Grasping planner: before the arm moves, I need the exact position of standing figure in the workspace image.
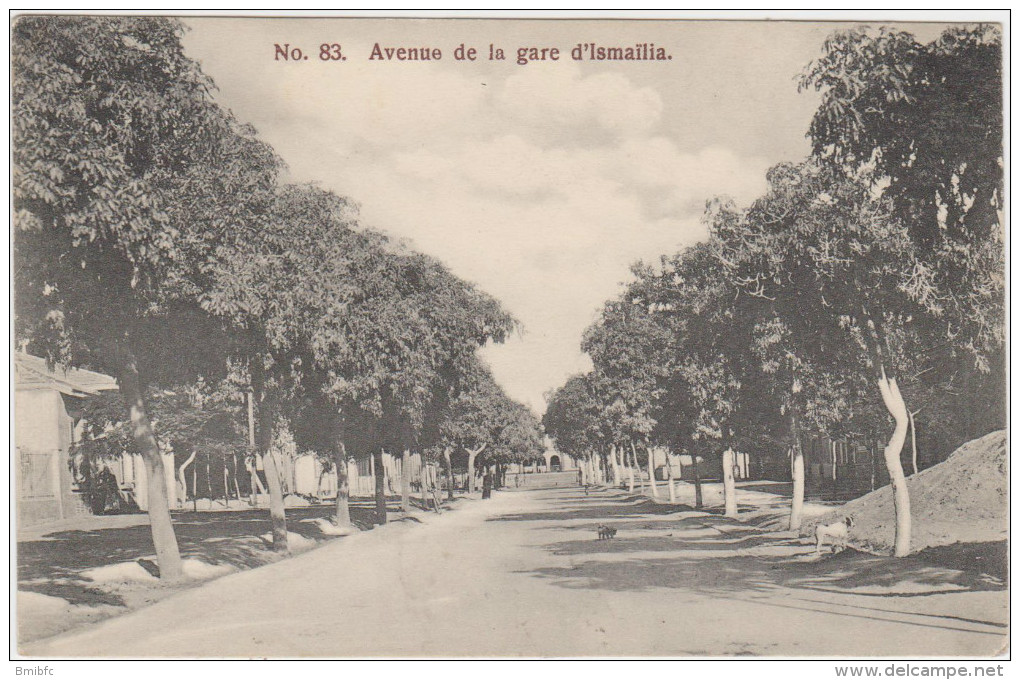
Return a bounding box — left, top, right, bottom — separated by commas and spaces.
482, 468, 493, 499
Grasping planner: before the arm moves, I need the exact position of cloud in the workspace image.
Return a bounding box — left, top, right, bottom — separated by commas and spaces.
497, 62, 664, 142
183, 21, 779, 413
345, 130, 764, 411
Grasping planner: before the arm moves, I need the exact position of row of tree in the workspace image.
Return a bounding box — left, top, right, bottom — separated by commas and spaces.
543, 25, 1004, 556
13, 16, 543, 581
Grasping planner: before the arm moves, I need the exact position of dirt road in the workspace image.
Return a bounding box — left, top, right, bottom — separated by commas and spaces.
22, 487, 1008, 657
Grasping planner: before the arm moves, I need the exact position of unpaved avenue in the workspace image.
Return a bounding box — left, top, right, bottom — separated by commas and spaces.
23, 487, 1008, 657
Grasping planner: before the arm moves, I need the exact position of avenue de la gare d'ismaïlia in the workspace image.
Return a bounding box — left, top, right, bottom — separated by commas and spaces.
354, 41, 673, 63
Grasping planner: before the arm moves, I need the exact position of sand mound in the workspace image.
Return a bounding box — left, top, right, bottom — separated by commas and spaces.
259, 531, 319, 551
81, 561, 159, 584
801, 430, 1007, 555
302, 517, 360, 536
182, 559, 235, 580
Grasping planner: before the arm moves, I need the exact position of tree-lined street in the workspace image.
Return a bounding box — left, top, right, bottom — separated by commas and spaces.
13, 16, 1005, 661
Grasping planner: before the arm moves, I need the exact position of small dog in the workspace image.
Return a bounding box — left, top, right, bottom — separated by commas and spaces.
815, 516, 855, 553
596, 524, 617, 540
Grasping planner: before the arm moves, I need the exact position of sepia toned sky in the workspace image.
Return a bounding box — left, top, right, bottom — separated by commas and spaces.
182, 18, 950, 414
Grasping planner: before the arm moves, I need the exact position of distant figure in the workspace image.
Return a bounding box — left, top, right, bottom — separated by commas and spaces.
482, 469, 493, 499
584, 482, 590, 496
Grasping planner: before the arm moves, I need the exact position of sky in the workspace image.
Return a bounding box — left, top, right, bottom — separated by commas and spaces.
182, 18, 950, 415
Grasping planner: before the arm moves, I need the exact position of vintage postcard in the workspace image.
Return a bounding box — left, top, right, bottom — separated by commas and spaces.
11, 13, 1007, 661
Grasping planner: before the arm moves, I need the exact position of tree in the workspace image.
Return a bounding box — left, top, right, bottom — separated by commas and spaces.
628, 242, 755, 516
13, 17, 278, 580
703, 189, 869, 530
802, 25, 1002, 255
483, 396, 545, 492
201, 183, 361, 551
431, 358, 539, 496
747, 315, 861, 530
543, 374, 604, 486
290, 388, 353, 527
802, 24, 1005, 452
711, 160, 953, 555
582, 297, 673, 496
73, 379, 250, 511
306, 238, 516, 521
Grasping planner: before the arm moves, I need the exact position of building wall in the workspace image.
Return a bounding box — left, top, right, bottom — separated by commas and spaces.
543, 449, 578, 471
15, 389, 87, 526
293, 451, 423, 498
291, 454, 346, 498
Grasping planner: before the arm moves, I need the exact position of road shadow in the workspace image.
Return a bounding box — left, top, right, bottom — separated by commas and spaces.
488, 491, 696, 523
511, 488, 1007, 639
526, 525, 1006, 600
16, 502, 397, 605
737, 481, 794, 497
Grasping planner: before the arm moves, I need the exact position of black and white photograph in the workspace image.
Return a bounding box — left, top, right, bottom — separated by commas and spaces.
10, 12, 1008, 661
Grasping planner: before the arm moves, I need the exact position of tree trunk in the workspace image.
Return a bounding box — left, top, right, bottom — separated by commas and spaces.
400, 450, 411, 512
443, 447, 454, 501
616, 447, 625, 488
248, 461, 259, 507
430, 466, 443, 513
691, 453, 703, 509
608, 446, 621, 485
878, 368, 912, 557
373, 449, 387, 524
467, 444, 485, 494
467, 450, 478, 493
316, 466, 326, 500
909, 410, 919, 475
333, 441, 352, 527
116, 353, 184, 582
666, 455, 676, 503
178, 450, 197, 510
420, 458, 429, 509
222, 460, 230, 506
254, 384, 288, 553
646, 445, 660, 499
232, 454, 242, 503
247, 390, 258, 507
789, 412, 806, 531
630, 442, 644, 492
625, 447, 635, 493
261, 449, 288, 553
722, 447, 738, 518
